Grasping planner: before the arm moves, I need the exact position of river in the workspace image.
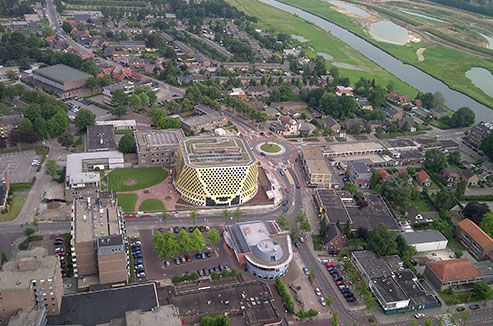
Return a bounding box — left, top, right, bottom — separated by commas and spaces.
260, 0, 493, 122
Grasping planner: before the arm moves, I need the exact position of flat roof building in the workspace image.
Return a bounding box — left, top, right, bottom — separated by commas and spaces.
299, 147, 333, 188
347, 159, 371, 188
95, 119, 137, 130
224, 220, 293, 279
351, 251, 439, 314
71, 194, 128, 286
174, 137, 258, 206
32, 64, 91, 96
180, 105, 228, 135
65, 151, 124, 200
0, 247, 63, 324
86, 125, 117, 152
402, 231, 448, 252
314, 189, 399, 231
135, 129, 184, 168
323, 141, 386, 158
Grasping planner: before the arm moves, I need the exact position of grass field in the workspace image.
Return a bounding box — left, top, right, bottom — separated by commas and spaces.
117, 193, 138, 213
226, 0, 418, 97
260, 142, 281, 153
139, 199, 165, 212
108, 167, 167, 192
277, 0, 493, 109
0, 195, 27, 222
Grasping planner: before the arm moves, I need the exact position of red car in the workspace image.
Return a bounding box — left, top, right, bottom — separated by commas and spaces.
285, 187, 290, 193
326, 262, 334, 268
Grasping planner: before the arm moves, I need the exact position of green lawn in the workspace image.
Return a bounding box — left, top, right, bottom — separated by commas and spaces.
226, 0, 418, 97
117, 193, 138, 213
139, 199, 165, 212
0, 195, 27, 222
109, 167, 167, 192
260, 142, 281, 153
277, 0, 493, 109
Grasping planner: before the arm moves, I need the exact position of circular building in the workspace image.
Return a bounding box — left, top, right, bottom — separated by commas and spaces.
224, 220, 293, 279
174, 136, 258, 206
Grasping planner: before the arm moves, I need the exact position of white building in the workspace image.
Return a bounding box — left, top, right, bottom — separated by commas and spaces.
95, 120, 137, 130
402, 231, 448, 252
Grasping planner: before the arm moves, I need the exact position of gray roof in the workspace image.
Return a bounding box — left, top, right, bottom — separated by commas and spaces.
34, 64, 91, 84
402, 230, 447, 245
86, 125, 117, 152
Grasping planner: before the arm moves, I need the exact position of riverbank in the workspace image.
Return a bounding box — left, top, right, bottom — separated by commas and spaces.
226, 0, 418, 97
276, 0, 493, 110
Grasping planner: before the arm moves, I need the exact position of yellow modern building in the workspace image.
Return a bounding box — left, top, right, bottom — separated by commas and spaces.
174, 136, 258, 206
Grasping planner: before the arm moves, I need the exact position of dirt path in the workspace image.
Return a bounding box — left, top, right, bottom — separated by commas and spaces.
416, 47, 426, 62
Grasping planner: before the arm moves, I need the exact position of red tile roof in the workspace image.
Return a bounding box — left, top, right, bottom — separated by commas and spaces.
377, 169, 390, 180
416, 170, 430, 183
457, 218, 493, 252
427, 259, 482, 282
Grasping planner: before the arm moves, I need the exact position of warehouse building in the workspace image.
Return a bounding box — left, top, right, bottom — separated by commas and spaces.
135, 129, 184, 168
401, 230, 448, 252
224, 221, 293, 279
31, 64, 91, 97
71, 193, 128, 287
174, 136, 258, 206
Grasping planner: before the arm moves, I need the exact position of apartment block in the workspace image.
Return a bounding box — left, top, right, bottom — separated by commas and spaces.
0, 248, 63, 324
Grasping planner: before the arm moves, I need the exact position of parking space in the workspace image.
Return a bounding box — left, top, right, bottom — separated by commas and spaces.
129, 239, 146, 281
0, 150, 38, 183
139, 228, 232, 281
322, 259, 359, 305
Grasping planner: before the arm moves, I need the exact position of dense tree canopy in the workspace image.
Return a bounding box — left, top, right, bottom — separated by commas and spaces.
367, 224, 398, 256
424, 149, 448, 173
73, 109, 95, 131
463, 202, 491, 224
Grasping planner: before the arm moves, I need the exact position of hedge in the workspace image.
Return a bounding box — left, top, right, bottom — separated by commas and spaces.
211, 269, 237, 280
172, 272, 199, 284
274, 276, 294, 314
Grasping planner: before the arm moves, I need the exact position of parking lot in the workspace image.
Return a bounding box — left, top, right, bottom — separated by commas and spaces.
139, 228, 234, 281
64, 97, 109, 120
0, 150, 38, 183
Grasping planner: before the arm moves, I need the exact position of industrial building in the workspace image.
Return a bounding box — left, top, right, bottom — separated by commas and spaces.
224, 221, 293, 279
351, 251, 439, 314
0, 247, 63, 324
401, 231, 448, 252
174, 136, 258, 206
299, 147, 333, 188
31, 64, 91, 97
65, 151, 124, 200
71, 193, 128, 286
86, 125, 117, 152
135, 129, 184, 168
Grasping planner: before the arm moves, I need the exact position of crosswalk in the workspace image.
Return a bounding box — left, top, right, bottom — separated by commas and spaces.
439, 313, 456, 326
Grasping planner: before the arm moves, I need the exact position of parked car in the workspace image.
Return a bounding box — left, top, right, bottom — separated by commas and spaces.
456, 306, 465, 312
55, 247, 64, 254
163, 260, 171, 267
343, 292, 353, 298
325, 262, 334, 268
302, 267, 309, 275
336, 280, 346, 286
136, 272, 146, 278
174, 258, 181, 265
346, 297, 356, 303
185, 255, 192, 262
195, 253, 205, 259
180, 256, 186, 263
314, 288, 322, 296
469, 304, 480, 310
414, 313, 425, 319
134, 259, 144, 265
319, 298, 326, 306
333, 276, 343, 282
205, 252, 212, 257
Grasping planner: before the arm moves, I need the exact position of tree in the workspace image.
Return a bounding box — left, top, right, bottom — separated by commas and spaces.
58, 132, 74, 148
74, 108, 96, 131
153, 232, 180, 258
473, 282, 493, 301
454, 250, 463, 258
118, 133, 136, 154
222, 208, 230, 219
479, 212, 493, 237
188, 208, 198, 224
45, 160, 61, 179
48, 111, 69, 137
161, 208, 168, 225
111, 105, 127, 118
190, 228, 205, 252
368, 224, 398, 256
424, 149, 447, 173
62, 21, 73, 33
233, 207, 242, 222
417, 92, 436, 109
177, 229, 194, 253
447, 151, 461, 166
153, 109, 182, 129
85, 77, 98, 90
208, 228, 221, 246
277, 213, 289, 231
463, 202, 490, 224
129, 94, 143, 110
200, 315, 230, 326
450, 107, 475, 128
481, 133, 493, 162
24, 227, 35, 237
5, 70, 17, 80
111, 89, 129, 107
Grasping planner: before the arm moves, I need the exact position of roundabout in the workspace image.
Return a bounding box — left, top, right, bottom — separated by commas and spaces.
256, 141, 286, 156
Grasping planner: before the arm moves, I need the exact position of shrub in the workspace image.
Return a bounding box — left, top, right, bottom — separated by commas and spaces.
172, 272, 199, 284
274, 276, 294, 314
